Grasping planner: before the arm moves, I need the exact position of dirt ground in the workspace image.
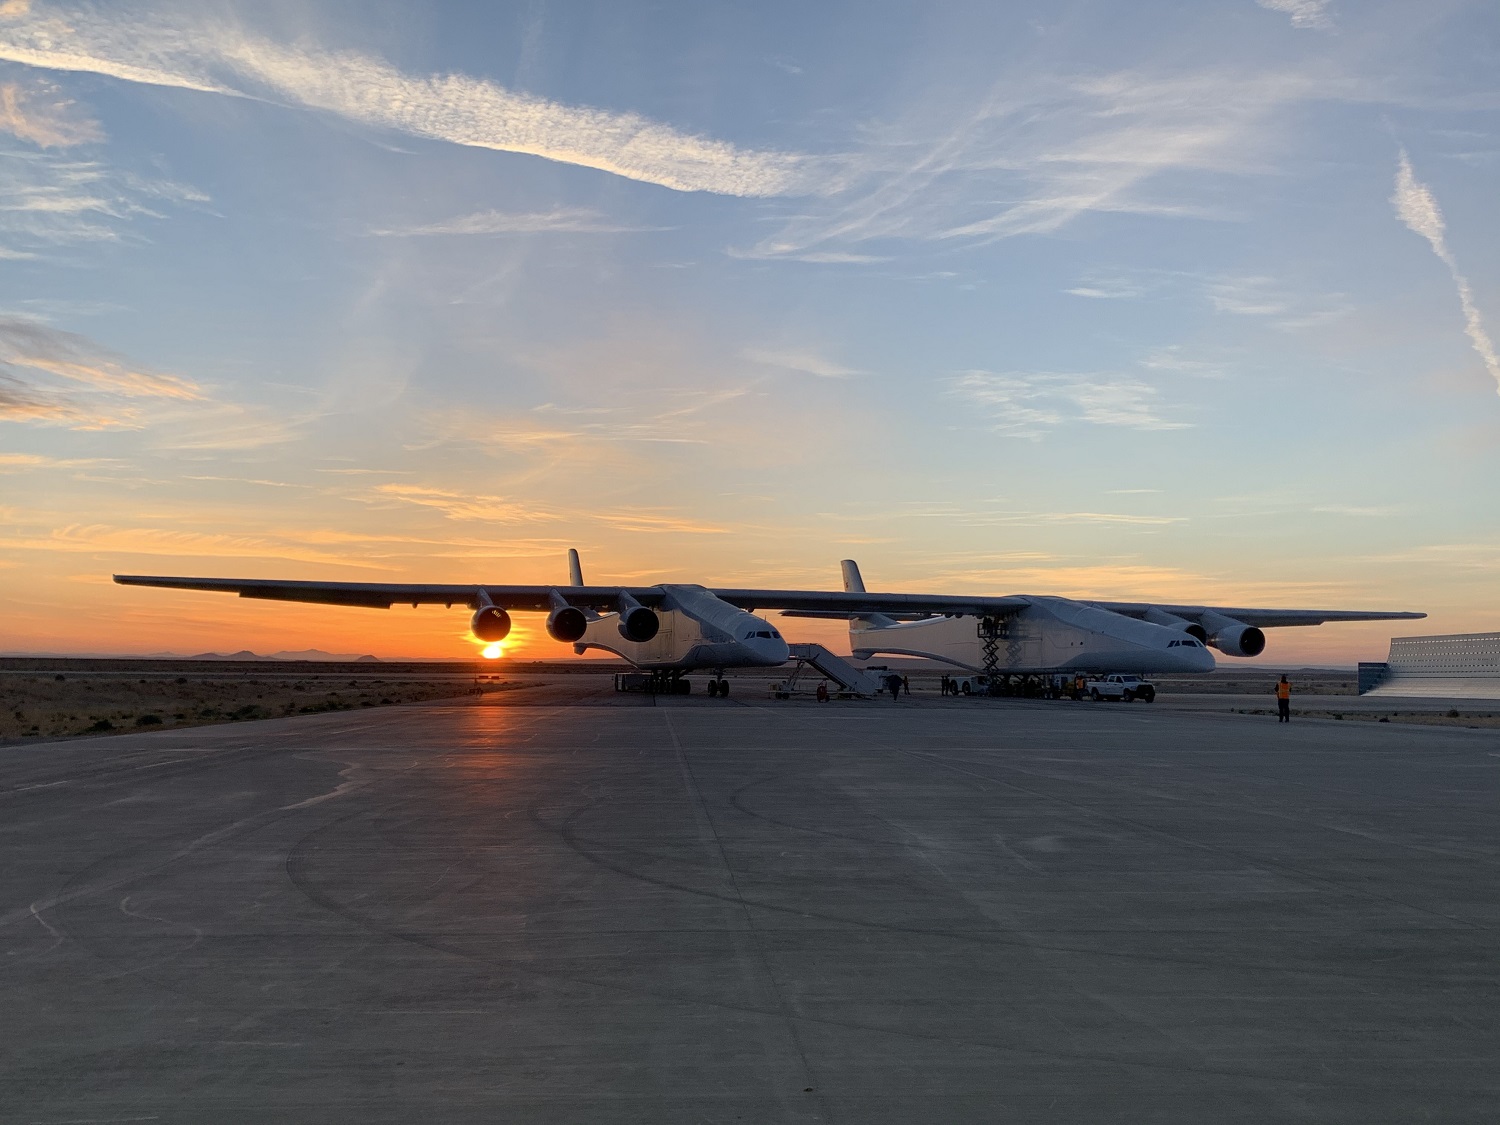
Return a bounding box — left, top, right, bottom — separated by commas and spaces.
0, 660, 527, 742
1151, 670, 1359, 695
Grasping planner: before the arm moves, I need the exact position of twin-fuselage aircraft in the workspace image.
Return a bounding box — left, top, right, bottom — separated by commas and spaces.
115, 550, 1423, 687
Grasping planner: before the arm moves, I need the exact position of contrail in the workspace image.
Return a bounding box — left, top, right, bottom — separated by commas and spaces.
1392, 150, 1500, 397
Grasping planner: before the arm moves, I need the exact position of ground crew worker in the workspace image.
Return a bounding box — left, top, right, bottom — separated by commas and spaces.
886, 673, 901, 701
816, 680, 829, 703
1276, 675, 1291, 723
902, 674, 910, 696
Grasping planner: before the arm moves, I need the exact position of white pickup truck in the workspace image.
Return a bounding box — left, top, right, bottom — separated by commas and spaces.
1085, 674, 1156, 703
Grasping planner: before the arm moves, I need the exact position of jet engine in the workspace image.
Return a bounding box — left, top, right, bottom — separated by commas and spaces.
546, 605, 588, 643
470, 605, 512, 642
1144, 607, 1208, 643
1200, 611, 1266, 657
617, 592, 660, 643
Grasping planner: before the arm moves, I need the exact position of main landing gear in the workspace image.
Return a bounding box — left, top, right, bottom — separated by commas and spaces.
645, 670, 692, 695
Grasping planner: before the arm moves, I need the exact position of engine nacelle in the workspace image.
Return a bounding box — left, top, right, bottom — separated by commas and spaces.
470, 605, 511, 642
546, 605, 588, 643
1200, 611, 1266, 657
619, 606, 660, 643
1144, 606, 1208, 643
616, 591, 660, 643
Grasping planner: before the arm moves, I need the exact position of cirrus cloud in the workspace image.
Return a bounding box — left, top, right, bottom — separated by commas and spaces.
0, 4, 814, 197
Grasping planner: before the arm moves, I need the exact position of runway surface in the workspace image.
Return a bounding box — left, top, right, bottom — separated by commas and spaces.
2, 678, 1498, 1123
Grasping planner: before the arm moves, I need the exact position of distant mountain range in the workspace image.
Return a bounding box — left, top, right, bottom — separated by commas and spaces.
174, 650, 382, 662
1, 649, 381, 662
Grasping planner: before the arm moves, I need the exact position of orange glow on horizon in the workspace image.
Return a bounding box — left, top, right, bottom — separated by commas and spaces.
481, 642, 503, 659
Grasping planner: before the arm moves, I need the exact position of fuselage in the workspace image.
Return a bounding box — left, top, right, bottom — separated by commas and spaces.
851, 597, 1217, 675
575, 584, 790, 671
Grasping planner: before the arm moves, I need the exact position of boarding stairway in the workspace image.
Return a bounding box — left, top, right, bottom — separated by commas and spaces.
782, 644, 883, 698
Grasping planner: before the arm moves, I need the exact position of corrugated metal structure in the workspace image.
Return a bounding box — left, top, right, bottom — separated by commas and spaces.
1360, 632, 1500, 698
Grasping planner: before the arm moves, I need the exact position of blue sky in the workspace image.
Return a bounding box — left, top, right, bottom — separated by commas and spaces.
0, 0, 1497, 661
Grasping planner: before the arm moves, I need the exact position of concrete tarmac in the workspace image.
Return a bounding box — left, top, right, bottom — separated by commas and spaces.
2, 677, 1498, 1122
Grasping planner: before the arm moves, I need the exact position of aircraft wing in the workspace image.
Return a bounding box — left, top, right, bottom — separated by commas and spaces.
113, 576, 1421, 628
113, 575, 1032, 616
1087, 602, 1425, 628
112, 575, 670, 611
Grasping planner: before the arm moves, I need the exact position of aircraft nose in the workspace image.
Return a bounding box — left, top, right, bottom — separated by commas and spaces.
754, 636, 790, 665
766, 637, 790, 665
1180, 643, 1216, 673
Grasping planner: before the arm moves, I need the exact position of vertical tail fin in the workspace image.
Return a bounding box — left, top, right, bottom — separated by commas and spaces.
568, 549, 585, 587
841, 559, 866, 593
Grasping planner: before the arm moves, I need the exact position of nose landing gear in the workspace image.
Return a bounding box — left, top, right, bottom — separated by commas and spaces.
706, 674, 730, 698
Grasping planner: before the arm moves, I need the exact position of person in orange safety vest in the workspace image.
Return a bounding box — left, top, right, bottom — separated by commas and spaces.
1275, 675, 1291, 723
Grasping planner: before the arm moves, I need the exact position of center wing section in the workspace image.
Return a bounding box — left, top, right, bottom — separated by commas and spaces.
706, 587, 1030, 616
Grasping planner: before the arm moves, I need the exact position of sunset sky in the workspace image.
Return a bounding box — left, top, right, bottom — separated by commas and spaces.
1, 0, 1497, 663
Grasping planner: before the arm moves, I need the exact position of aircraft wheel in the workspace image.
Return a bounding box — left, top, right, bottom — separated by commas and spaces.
719, 680, 730, 697
961, 682, 971, 696
707, 680, 719, 697
1090, 689, 1101, 701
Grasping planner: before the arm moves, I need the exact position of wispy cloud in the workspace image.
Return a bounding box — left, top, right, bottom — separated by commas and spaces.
0, 315, 298, 447
0, 6, 812, 196
0, 146, 208, 255
596, 509, 729, 535
1139, 345, 1229, 380
1392, 149, 1500, 396
0, 314, 200, 427
0, 315, 197, 398
1374, 542, 1500, 573
370, 207, 662, 237
372, 483, 560, 523
1313, 504, 1396, 517
0, 523, 391, 568
0, 450, 107, 468
747, 65, 1333, 259
1257, 0, 1333, 30
741, 347, 861, 379
0, 76, 100, 146
1204, 275, 1350, 329
1066, 276, 1148, 300
949, 370, 1191, 438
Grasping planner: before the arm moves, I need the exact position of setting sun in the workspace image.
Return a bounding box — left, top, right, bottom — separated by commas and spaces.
482, 643, 503, 660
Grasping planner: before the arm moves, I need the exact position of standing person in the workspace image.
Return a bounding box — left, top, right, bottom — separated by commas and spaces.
815, 680, 829, 703
902, 674, 911, 697
887, 673, 901, 702
940, 673, 950, 696
1276, 675, 1291, 723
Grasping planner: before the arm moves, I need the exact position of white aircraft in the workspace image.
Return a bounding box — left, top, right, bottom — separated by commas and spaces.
115, 551, 1423, 689
784, 560, 1423, 676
